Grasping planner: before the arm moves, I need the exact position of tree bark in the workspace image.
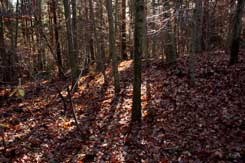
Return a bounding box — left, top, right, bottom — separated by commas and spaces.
121, 0, 127, 60
194, 0, 203, 53
51, 0, 65, 79
189, 0, 202, 84
71, 0, 78, 70
163, 1, 176, 63
89, 0, 103, 72
0, 12, 6, 82
229, 0, 245, 65
106, 0, 120, 95
151, 0, 156, 57
132, 0, 145, 122
63, 0, 79, 85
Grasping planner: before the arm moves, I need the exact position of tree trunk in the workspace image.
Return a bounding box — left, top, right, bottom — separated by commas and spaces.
189, 0, 202, 84
0, 2, 12, 82
151, 0, 156, 57
71, 0, 79, 71
229, 0, 245, 65
0, 13, 6, 82
194, 0, 203, 53
14, 0, 19, 49
63, 0, 79, 85
163, 1, 176, 63
52, 0, 65, 79
132, 0, 145, 122
121, 0, 127, 60
106, 0, 120, 95
89, 0, 103, 71
99, 0, 107, 83
144, 1, 149, 59
35, 0, 44, 71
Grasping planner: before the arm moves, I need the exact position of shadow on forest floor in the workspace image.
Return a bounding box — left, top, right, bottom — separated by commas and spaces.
1, 50, 245, 162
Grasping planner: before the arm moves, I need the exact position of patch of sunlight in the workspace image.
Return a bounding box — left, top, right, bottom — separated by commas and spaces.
94, 73, 105, 84
118, 60, 133, 72
19, 152, 43, 162
61, 90, 68, 97
59, 118, 76, 131
78, 75, 88, 82
41, 80, 49, 84
6, 122, 31, 144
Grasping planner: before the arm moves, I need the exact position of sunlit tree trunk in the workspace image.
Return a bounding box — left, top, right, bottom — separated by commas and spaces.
106, 0, 120, 95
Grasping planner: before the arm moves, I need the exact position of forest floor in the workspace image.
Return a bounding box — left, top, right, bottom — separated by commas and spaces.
0, 50, 244, 163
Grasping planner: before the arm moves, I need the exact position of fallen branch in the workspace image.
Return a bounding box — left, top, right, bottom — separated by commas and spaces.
67, 86, 81, 132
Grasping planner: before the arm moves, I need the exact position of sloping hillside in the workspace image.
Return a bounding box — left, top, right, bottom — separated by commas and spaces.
0, 51, 244, 163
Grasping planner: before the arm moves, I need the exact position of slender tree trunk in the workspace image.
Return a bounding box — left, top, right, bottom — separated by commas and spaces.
202, 0, 209, 51
63, 0, 79, 85
9, 10, 17, 82
0, 12, 6, 82
14, 0, 19, 49
35, 0, 44, 71
84, 0, 93, 65
194, 0, 203, 53
229, 0, 245, 65
163, 1, 176, 63
121, 0, 127, 60
128, 0, 134, 59
151, 0, 156, 57
99, 0, 107, 83
89, 0, 103, 72
52, 0, 64, 79
106, 0, 120, 95
144, 0, 149, 59
71, 0, 79, 71
0, 2, 11, 82
114, 0, 119, 61
132, 0, 145, 122
189, 0, 202, 84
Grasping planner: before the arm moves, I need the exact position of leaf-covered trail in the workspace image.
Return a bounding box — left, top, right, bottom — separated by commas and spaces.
0, 51, 244, 162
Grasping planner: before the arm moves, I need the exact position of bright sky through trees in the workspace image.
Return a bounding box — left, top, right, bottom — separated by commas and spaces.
10, 0, 17, 5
